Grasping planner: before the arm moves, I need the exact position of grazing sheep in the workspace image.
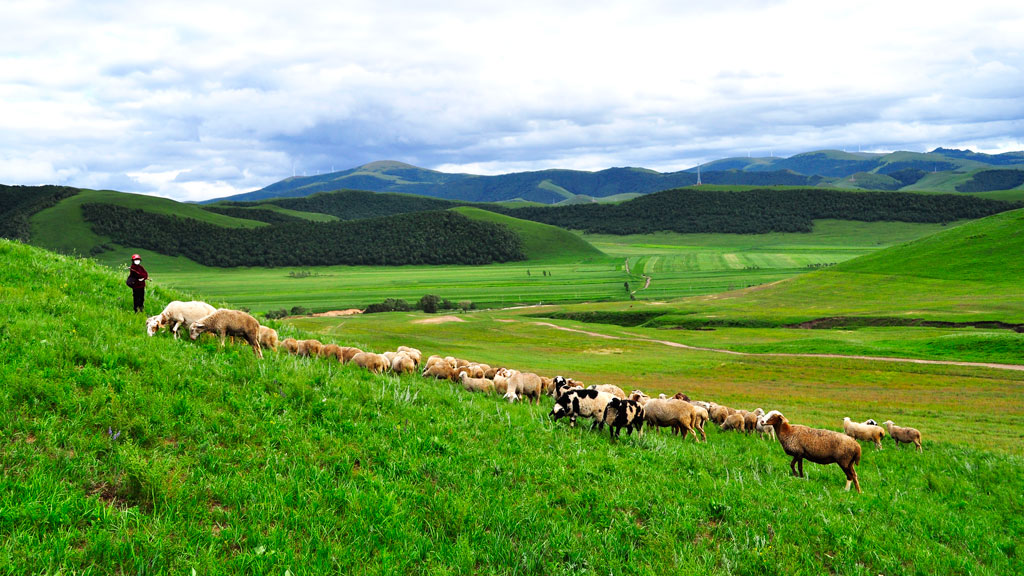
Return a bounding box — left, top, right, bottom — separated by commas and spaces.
422, 360, 456, 380
690, 403, 710, 431
549, 388, 616, 430
459, 371, 496, 394
391, 353, 417, 374
338, 347, 363, 364
189, 309, 263, 358
256, 326, 279, 351
493, 368, 517, 395
505, 372, 543, 404
295, 339, 323, 357
461, 364, 486, 379
540, 376, 555, 395
628, 390, 651, 405
644, 399, 703, 442
484, 366, 501, 379
883, 420, 923, 452
588, 384, 627, 399
320, 343, 344, 362
396, 346, 422, 365
755, 413, 777, 441
351, 351, 388, 374
759, 410, 862, 493
280, 337, 300, 354
709, 404, 733, 425
721, 413, 746, 433
603, 398, 646, 439
743, 409, 765, 434
553, 376, 581, 401
843, 417, 886, 450
671, 392, 691, 402
147, 300, 217, 338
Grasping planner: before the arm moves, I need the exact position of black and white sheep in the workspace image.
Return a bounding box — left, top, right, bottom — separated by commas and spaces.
549, 388, 616, 430
603, 397, 646, 439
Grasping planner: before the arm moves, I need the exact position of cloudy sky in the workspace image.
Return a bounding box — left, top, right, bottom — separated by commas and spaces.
3, 1, 1023, 201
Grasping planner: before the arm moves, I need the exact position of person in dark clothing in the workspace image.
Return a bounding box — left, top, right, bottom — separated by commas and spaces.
127, 253, 149, 313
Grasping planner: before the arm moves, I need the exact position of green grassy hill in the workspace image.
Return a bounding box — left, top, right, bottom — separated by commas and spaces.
2, 239, 1022, 574
636, 207, 1024, 326
452, 206, 605, 261
30, 189, 264, 256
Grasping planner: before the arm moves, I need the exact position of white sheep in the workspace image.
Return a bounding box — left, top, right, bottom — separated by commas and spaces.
843, 417, 886, 450
146, 301, 216, 339
459, 371, 496, 394
504, 372, 543, 404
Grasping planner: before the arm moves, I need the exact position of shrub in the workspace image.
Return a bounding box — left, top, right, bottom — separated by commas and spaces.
419, 294, 441, 314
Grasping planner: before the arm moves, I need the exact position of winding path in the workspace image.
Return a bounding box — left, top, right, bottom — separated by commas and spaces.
530, 322, 1024, 372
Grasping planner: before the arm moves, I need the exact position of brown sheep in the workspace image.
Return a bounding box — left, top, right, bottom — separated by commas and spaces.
422, 360, 455, 380
296, 339, 323, 357
589, 384, 627, 399
643, 399, 703, 442
391, 353, 417, 374
257, 325, 279, 351
320, 344, 344, 362
760, 410, 862, 493
339, 347, 362, 364
883, 420, 923, 452
743, 409, 765, 434
721, 413, 746, 432
351, 352, 388, 374
709, 404, 733, 425
189, 309, 263, 358
280, 337, 300, 354
505, 372, 543, 404
396, 346, 422, 365
459, 371, 496, 394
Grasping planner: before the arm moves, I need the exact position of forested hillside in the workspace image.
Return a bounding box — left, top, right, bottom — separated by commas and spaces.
230, 189, 465, 220
0, 185, 79, 242
496, 188, 1019, 234
82, 204, 524, 267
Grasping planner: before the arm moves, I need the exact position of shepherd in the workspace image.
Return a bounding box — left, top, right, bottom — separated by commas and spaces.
126, 253, 149, 313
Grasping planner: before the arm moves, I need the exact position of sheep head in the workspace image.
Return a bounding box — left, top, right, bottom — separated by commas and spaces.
145, 315, 163, 336
189, 322, 205, 340
759, 410, 785, 429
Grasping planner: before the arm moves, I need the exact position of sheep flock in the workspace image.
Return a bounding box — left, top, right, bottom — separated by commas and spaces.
148, 301, 925, 494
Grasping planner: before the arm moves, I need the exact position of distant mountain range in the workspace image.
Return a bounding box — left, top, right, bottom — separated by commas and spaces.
206, 148, 1024, 205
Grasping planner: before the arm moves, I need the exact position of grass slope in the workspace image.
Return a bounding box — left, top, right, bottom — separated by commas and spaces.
452, 206, 605, 262
2, 239, 1022, 574
30, 189, 264, 255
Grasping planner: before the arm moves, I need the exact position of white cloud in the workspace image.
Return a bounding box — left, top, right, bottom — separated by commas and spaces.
0, 0, 1023, 200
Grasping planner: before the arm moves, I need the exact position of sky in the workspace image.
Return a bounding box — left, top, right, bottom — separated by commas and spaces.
2, 0, 1023, 202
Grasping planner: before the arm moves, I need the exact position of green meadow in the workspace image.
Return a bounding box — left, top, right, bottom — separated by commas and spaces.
2, 239, 1023, 575
145, 219, 958, 313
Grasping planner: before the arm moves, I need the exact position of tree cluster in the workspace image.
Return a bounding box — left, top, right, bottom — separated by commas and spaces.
82, 204, 525, 267
956, 170, 1024, 193
201, 206, 307, 224
0, 185, 79, 242
494, 188, 1020, 234
230, 189, 465, 221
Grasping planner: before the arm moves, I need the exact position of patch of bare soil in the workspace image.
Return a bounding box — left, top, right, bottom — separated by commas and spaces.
312, 309, 363, 317
413, 315, 466, 325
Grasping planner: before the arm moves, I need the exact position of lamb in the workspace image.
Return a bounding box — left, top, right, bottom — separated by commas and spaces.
505, 372, 543, 404
644, 399, 703, 441
549, 388, 616, 430
720, 413, 746, 433
189, 309, 263, 358
351, 351, 388, 374
459, 371, 496, 394
296, 339, 323, 357
257, 326, 279, 351
755, 412, 777, 441
843, 417, 886, 450
391, 353, 417, 374
882, 420, 923, 452
603, 397, 646, 439
147, 300, 217, 339
690, 403, 710, 431
588, 384, 627, 399
759, 410, 862, 492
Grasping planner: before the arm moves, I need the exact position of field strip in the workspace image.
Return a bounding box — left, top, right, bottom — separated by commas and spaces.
530, 322, 1024, 372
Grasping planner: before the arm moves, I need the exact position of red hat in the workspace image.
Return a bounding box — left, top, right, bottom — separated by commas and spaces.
131, 254, 141, 260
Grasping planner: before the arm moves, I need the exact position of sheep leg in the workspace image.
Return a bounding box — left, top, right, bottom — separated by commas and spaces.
843, 465, 861, 493
171, 321, 182, 339
915, 441, 922, 452
248, 336, 263, 359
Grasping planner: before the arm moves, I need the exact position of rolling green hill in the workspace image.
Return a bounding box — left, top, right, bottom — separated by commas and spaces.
452, 207, 605, 262
633, 207, 1024, 326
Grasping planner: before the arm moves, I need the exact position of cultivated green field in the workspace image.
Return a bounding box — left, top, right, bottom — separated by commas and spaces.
148, 219, 958, 313
2, 239, 1022, 574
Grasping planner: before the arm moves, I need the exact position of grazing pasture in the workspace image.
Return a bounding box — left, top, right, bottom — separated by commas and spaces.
2, 240, 1022, 574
